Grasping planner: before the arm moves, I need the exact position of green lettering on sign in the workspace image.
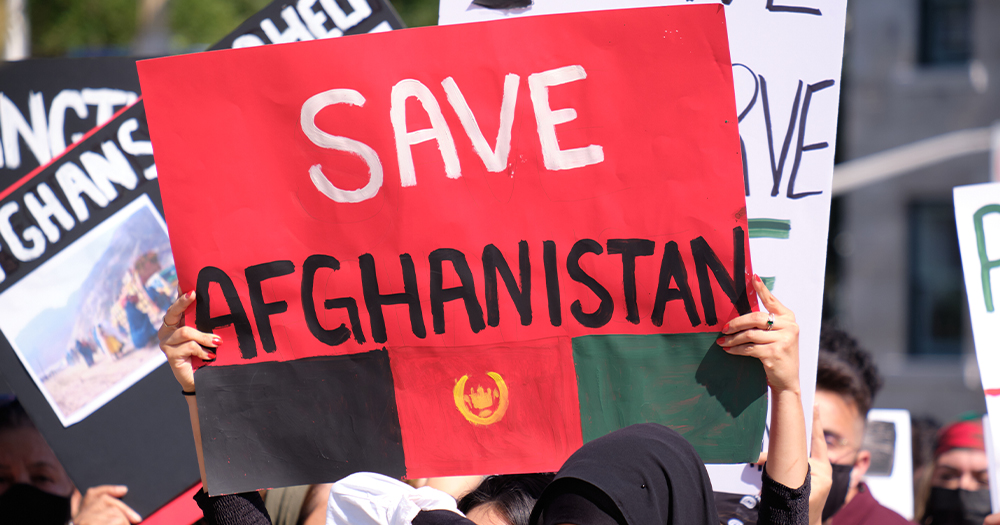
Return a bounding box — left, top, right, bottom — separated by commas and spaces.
974, 204, 1000, 312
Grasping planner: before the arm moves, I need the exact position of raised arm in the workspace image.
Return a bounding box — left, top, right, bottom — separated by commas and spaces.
717, 275, 808, 489
157, 291, 218, 487
158, 292, 275, 525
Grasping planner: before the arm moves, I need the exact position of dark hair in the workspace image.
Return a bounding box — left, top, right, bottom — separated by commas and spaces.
458, 473, 554, 525
0, 399, 34, 433
910, 415, 942, 473
816, 326, 883, 416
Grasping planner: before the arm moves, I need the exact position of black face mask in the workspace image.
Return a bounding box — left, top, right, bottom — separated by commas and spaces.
0, 483, 72, 525
822, 463, 853, 521
924, 487, 992, 525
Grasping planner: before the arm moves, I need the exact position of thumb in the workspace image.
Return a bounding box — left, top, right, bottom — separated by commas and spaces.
810, 405, 829, 462
93, 485, 129, 498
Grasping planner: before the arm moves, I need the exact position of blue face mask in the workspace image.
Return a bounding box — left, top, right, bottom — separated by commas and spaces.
0, 483, 72, 525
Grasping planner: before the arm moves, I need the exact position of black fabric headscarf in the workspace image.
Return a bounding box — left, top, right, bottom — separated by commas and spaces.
529, 423, 718, 525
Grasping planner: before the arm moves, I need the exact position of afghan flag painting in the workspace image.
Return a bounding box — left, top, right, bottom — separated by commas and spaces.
138, 4, 767, 495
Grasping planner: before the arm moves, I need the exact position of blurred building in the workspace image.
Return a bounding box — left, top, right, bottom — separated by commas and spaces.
833, 0, 998, 421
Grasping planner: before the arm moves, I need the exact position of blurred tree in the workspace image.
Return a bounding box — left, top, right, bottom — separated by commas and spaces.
27, 0, 441, 57
169, 0, 269, 49
29, 0, 137, 56
390, 0, 438, 27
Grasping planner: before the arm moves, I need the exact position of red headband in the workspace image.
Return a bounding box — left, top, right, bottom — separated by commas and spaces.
935, 420, 984, 458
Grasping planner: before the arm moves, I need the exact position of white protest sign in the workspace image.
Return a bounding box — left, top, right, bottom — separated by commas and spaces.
864, 409, 915, 520
955, 182, 1000, 513
440, 0, 846, 494
984, 415, 999, 513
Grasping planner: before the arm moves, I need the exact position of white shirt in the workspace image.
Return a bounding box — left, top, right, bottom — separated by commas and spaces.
326, 472, 464, 525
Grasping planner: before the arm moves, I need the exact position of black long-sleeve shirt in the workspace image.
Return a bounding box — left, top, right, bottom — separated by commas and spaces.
194, 489, 271, 525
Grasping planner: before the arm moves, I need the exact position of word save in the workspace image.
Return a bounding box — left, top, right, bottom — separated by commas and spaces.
300, 64, 605, 203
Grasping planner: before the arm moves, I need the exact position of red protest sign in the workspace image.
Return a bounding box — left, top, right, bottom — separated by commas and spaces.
139, 4, 764, 494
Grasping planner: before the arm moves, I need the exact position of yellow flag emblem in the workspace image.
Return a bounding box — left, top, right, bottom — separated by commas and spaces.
453, 372, 509, 426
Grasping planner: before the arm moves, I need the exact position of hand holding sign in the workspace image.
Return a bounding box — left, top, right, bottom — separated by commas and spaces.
72, 485, 143, 525
157, 292, 218, 394
718, 274, 800, 394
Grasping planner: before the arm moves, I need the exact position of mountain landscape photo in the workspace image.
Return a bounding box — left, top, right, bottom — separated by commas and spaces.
7, 199, 175, 422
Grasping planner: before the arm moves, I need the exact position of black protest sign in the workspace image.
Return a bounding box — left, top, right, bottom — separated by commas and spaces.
0, 102, 157, 294
0, 101, 201, 516
208, 0, 404, 51
0, 57, 142, 184
0, 0, 406, 515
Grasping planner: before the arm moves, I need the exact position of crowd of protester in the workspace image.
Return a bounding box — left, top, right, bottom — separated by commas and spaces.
1, 274, 997, 525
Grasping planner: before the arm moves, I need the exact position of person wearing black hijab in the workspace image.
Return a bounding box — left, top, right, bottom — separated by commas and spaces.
526, 424, 812, 525
525, 276, 814, 525
529, 423, 717, 525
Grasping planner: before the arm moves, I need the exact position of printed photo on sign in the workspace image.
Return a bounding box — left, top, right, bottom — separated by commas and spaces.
0, 195, 175, 426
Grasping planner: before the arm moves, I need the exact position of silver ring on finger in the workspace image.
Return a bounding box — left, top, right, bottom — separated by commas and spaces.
765, 312, 775, 331
163, 318, 183, 329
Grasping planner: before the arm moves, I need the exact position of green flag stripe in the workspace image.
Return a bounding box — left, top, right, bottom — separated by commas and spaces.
571, 333, 767, 464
